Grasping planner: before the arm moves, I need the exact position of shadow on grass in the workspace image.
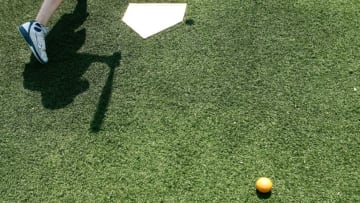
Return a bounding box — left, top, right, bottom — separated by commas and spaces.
22, 0, 121, 132
256, 190, 272, 199
185, 19, 195, 26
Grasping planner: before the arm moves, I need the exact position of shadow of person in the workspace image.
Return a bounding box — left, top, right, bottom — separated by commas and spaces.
23, 0, 120, 109
23, 0, 121, 131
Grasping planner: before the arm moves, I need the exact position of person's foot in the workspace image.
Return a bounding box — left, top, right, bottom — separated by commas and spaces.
18, 20, 49, 64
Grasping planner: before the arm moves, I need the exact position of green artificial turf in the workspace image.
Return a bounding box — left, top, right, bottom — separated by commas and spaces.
1, 0, 359, 202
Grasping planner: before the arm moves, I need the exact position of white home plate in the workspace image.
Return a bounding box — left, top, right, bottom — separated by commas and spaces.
122, 3, 187, 39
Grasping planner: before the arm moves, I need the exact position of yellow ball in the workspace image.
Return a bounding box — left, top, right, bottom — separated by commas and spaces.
256, 177, 273, 193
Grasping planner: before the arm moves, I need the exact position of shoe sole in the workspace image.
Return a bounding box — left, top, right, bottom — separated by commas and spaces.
18, 24, 47, 64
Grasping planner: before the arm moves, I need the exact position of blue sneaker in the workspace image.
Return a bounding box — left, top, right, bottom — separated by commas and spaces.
18, 21, 49, 64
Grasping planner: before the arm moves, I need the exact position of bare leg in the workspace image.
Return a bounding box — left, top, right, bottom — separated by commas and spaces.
36, 0, 64, 26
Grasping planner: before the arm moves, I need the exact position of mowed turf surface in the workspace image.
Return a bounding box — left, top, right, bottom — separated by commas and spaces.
1, 0, 360, 202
